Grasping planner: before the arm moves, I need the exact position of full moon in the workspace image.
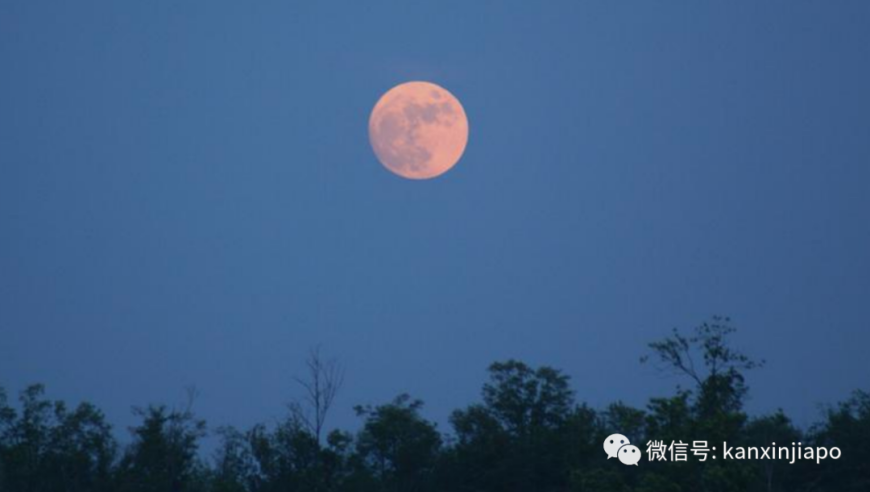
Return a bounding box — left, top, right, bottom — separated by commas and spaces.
369, 81, 469, 180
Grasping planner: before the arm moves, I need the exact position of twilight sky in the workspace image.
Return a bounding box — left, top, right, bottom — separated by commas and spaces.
1, 1, 868, 440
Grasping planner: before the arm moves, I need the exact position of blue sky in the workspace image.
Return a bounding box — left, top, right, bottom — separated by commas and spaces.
1, 1, 868, 439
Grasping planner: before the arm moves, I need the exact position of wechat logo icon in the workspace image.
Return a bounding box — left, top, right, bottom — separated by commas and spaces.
604, 433, 640, 466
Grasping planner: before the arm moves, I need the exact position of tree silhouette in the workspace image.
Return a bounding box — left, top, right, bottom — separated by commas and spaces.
115, 390, 206, 492
354, 394, 441, 492
1, 317, 868, 492
290, 347, 345, 446
0, 384, 115, 492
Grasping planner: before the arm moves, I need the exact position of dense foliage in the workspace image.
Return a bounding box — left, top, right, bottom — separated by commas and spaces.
1, 318, 867, 492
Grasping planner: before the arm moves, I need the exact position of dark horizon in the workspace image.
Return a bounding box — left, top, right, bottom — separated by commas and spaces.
1, 321, 866, 491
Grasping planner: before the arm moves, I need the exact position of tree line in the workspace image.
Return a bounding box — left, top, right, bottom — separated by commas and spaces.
1, 317, 867, 492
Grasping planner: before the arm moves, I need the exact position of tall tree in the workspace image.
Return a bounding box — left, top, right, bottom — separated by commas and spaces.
0, 384, 115, 492
448, 360, 577, 492
642, 316, 763, 418
116, 391, 206, 492
807, 390, 870, 492
744, 411, 803, 492
354, 394, 441, 492
642, 316, 764, 492
211, 426, 256, 492
248, 417, 321, 492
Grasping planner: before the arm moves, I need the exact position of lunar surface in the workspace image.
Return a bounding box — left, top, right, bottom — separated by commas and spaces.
368, 81, 469, 179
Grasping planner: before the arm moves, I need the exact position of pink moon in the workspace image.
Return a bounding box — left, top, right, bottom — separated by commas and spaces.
368, 81, 469, 180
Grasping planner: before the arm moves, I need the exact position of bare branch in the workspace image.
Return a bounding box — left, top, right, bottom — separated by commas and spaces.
291, 346, 345, 445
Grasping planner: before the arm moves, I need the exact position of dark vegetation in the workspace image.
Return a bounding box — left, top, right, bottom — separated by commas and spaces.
1, 317, 867, 492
